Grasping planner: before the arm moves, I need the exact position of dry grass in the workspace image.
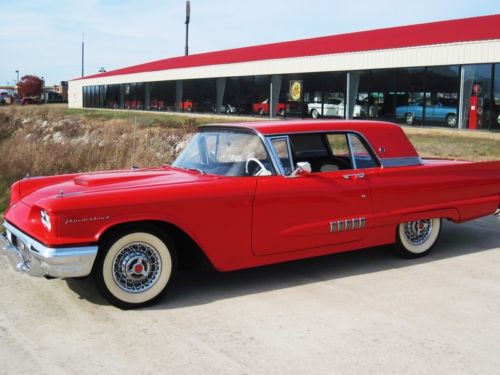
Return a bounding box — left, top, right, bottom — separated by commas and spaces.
0, 105, 242, 211
403, 126, 500, 161
1, 105, 499, 212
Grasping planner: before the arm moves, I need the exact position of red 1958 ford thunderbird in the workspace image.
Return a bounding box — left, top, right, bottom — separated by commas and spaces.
2, 120, 500, 308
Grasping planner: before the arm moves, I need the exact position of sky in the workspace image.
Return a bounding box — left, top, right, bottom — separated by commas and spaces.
0, 0, 499, 86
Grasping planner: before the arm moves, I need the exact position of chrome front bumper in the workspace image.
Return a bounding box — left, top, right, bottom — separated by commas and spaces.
0, 221, 98, 278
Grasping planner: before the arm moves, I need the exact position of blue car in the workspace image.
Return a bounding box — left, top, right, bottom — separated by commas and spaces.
396, 99, 458, 127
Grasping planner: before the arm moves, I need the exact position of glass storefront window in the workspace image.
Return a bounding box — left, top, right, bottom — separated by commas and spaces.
461, 64, 493, 130
224, 77, 254, 115
183, 79, 216, 113
394, 67, 426, 126
104, 84, 120, 109
150, 81, 176, 111
493, 64, 500, 130
356, 69, 396, 122
291, 72, 347, 119
424, 66, 459, 128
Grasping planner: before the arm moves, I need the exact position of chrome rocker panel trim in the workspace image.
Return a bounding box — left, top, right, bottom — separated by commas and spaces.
0, 221, 98, 278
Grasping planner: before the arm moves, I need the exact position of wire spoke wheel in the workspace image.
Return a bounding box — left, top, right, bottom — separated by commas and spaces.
96, 230, 175, 308
403, 220, 433, 246
395, 218, 441, 258
113, 242, 162, 293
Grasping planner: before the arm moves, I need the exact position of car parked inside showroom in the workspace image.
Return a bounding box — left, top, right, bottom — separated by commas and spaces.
2, 120, 500, 308
307, 97, 361, 119
396, 99, 458, 127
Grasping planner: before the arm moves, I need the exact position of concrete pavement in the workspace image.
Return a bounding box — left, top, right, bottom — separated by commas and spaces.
1, 216, 499, 374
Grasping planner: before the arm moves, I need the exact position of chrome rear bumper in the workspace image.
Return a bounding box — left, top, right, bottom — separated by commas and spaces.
0, 221, 98, 278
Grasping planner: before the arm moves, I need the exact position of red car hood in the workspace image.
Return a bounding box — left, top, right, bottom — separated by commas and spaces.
20, 167, 202, 207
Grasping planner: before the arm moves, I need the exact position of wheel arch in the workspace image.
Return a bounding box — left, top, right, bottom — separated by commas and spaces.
398, 208, 460, 225
96, 220, 215, 271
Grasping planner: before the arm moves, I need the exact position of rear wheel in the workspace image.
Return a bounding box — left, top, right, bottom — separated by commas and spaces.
394, 218, 441, 258
405, 112, 415, 125
95, 228, 176, 309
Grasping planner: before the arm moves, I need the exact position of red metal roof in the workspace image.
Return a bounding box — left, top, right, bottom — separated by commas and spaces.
77, 14, 500, 81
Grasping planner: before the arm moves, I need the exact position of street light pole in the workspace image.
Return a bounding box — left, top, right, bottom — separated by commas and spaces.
15, 70, 19, 83
185, 1, 190, 56
81, 33, 85, 77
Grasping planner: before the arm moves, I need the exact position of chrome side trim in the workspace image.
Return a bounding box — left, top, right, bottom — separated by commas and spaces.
1, 221, 98, 278
380, 157, 423, 167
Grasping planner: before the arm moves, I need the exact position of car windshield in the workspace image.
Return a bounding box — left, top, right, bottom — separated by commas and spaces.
172, 129, 275, 176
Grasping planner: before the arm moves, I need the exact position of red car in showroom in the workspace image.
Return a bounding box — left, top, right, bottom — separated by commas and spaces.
2, 121, 500, 308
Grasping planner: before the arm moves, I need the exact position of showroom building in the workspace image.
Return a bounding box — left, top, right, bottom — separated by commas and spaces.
69, 14, 500, 130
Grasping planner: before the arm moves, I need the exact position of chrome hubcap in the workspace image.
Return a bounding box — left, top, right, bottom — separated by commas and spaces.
113, 242, 161, 293
403, 220, 432, 246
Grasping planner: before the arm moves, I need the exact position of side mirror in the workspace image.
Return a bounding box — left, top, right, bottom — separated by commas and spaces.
289, 162, 312, 178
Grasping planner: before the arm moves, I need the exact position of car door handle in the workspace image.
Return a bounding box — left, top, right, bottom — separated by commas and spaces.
342, 173, 365, 180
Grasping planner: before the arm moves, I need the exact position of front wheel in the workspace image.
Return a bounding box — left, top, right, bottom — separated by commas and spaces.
95, 229, 176, 309
394, 218, 441, 258
446, 114, 457, 128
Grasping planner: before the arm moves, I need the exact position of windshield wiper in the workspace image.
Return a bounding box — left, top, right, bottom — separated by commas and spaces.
187, 167, 204, 174
177, 166, 205, 174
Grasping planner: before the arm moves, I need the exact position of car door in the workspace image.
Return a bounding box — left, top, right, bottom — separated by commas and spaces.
425, 99, 438, 121
251, 133, 375, 256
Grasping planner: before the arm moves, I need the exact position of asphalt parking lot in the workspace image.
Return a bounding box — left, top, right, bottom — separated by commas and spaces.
1, 215, 499, 374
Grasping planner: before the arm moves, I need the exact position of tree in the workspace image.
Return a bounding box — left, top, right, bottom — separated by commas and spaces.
17, 75, 43, 98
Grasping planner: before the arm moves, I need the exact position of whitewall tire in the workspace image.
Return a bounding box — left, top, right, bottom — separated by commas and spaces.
96, 230, 175, 308
395, 218, 441, 258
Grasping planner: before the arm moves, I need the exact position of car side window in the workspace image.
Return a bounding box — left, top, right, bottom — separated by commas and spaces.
326, 133, 377, 171
270, 137, 293, 175
347, 134, 378, 169
325, 133, 353, 171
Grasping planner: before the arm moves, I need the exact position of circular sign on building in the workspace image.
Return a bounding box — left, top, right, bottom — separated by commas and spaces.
289, 80, 302, 101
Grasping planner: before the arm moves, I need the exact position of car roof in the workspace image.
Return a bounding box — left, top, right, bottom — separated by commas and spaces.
199, 120, 419, 159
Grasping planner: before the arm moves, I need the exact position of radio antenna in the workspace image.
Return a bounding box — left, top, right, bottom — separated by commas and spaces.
131, 116, 138, 169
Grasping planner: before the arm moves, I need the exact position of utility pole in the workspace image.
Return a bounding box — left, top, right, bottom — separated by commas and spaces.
81, 33, 85, 77
185, 1, 190, 56
15, 70, 19, 83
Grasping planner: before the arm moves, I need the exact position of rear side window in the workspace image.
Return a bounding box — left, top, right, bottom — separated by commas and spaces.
326, 133, 378, 170
347, 134, 378, 169
289, 134, 329, 158
328, 134, 350, 157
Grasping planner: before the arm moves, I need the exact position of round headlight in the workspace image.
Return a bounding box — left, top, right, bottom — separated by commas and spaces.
40, 210, 52, 231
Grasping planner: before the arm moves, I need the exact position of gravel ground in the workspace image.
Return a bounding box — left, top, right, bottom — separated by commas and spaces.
1, 216, 500, 375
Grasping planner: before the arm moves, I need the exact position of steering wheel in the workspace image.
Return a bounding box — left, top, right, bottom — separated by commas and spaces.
245, 157, 271, 176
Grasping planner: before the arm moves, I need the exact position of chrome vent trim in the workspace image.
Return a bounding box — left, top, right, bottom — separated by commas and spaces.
330, 217, 366, 233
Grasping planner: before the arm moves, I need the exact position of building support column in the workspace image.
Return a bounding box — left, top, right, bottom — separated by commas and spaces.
270, 75, 282, 117
176, 80, 183, 112
119, 84, 125, 109
459, 65, 475, 130
144, 83, 151, 110
216, 77, 226, 114
346, 72, 360, 119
